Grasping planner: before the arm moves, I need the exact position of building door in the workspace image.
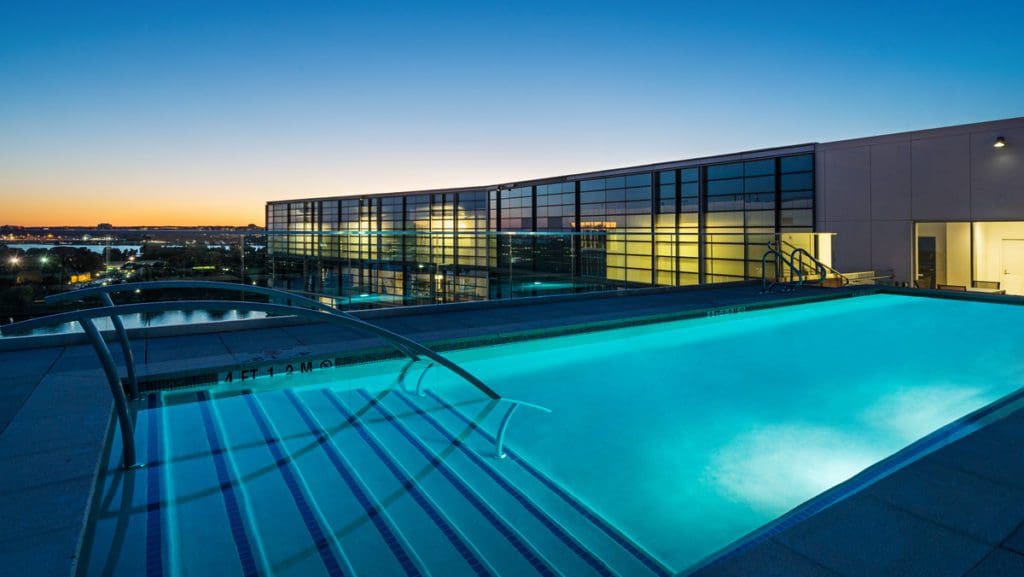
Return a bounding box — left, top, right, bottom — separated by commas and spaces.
1000, 239, 1024, 295
917, 236, 936, 289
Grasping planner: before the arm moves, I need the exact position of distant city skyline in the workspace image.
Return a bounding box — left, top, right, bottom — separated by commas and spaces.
2, 1, 1022, 226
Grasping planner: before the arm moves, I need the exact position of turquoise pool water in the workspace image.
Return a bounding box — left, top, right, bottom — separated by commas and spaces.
418, 293, 1024, 570
80, 293, 1024, 576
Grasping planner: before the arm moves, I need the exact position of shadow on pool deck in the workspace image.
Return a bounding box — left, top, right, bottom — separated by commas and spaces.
2, 283, 1023, 576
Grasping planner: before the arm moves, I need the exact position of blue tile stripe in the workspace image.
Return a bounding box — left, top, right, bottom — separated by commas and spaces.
196, 391, 261, 577
282, 390, 423, 577
425, 390, 672, 577
351, 389, 558, 577
241, 393, 348, 577
146, 393, 164, 577
318, 390, 495, 577
392, 391, 617, 577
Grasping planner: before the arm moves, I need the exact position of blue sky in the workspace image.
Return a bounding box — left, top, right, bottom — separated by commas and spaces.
1, 1, 1022, 225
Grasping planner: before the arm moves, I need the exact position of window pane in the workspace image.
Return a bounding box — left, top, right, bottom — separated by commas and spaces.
706, 178, 743, 196
781, 154, 813, 173
744, 159, 775, 176
707, 163, 743, 180
605, 176, 626, 189
781, 172, 813, 191
626, 173, 652, 187
745, 175, 775, 193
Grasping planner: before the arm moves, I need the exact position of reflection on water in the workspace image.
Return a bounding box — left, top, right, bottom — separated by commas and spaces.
5, 310, 268, 337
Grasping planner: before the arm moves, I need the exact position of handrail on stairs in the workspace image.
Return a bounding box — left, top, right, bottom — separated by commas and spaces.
4, 281, 551, 466
779, 239, 848, 286
760, 242, 804, 292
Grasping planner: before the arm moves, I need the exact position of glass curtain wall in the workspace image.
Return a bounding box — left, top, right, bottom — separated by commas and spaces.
266, 152, 817, 308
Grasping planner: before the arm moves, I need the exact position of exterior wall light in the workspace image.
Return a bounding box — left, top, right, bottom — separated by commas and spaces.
994, 136, 1006, 148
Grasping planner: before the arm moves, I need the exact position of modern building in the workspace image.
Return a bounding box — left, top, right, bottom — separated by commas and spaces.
266, 116, 1024, 302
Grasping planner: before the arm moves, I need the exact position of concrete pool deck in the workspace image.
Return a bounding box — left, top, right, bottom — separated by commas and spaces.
1, 283, 1023, 576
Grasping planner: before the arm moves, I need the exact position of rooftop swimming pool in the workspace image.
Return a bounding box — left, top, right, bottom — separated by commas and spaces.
79, 293, 1024, 576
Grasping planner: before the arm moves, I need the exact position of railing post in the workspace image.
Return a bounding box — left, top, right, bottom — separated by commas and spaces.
415, 362, 435, 397
100, 293, 139, 399
495, 402, 520, 459
80, 318, 137, 469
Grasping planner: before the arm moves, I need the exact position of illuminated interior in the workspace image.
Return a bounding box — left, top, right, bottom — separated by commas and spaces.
914, 221, 1024, 295
266, 151, 825, 307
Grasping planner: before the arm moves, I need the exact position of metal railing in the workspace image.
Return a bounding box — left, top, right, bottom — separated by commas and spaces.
760, 242, 804, 292
779, 238, 848, 286
760, 241, 846, 293
790, 248, 827, 284
2, 281, 551, 466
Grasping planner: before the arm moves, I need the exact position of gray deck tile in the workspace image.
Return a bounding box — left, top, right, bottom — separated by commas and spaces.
0, 475, 95, 541
775, 494, 992, 577
691, 539, 844, 577
864, 458, 1024, 545
924, 424, 1024, 492
0, 442, 100, 493
0, 375, 44, 434
0, 525, 83, 577
963, 548, 1024, 576
1000, 522, 1024, 555
0, 347, 63, 379
215, 327, 301, 354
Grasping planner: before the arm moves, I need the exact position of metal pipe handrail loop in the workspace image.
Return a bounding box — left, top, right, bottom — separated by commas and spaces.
761, 242, 802, 292
779, 239, 848, 285
80, 317, 137, 469
789, 248, 826, 284
3, 298, 553, 463
3, 299, 499, 399
44, 280, 421, 365
493, 398, 552, 459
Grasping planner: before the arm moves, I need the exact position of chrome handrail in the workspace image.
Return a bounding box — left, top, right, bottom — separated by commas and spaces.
779, 239, 848, 285
46, 281, 420, 382
44, 280, 421, 392
790, 247, 827, 284
8, 282, 551, 465
760, 242, 803, 292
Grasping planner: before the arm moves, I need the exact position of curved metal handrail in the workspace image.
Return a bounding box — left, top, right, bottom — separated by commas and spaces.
5, 299, 499, 399
45, 280, 422, 399
7, 285, 551, 465
790, 248, 827, 284
779, 239, 848, 286
760, 242, 803, 292
47, 281, 418, 381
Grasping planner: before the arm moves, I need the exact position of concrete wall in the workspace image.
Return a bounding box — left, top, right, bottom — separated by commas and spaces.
816, 117, 1024, 284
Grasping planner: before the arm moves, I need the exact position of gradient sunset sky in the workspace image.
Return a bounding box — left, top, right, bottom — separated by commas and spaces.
2, 1, 1022, 226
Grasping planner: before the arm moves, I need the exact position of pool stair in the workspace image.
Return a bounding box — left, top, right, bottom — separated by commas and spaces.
80, 385, 672, 577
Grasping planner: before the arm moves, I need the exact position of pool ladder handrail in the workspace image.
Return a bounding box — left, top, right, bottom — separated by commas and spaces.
760, 241, 805, 292
778, 239, 848, 286
4, 281, 550, 467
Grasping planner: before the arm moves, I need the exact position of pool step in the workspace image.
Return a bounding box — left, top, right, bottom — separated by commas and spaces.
418, 390, 671, 577
80, 386, 667, 577
381, 389, 671, 577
